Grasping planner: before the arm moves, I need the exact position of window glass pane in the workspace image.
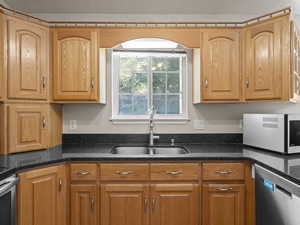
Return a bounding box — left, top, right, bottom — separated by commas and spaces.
152, 57, 180, 72
119, 74, 133, 93
119, 56, 148, 94
133, 95, 148, 115
133, 72, 148, 94
120, 56, 148, 73
153, 95, 166, 114
153, 73, 166, 94
166, 57, 180, 71
167, 73, 180, 93
119, 95, 132, 115
167, 95, 180, 114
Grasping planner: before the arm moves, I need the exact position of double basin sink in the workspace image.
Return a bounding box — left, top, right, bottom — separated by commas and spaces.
111, 146, 190, 155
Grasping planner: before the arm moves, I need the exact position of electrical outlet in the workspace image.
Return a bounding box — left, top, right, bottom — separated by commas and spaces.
193, 120, 205, 130
69, 120, 77, 130
239, 119, 243, 129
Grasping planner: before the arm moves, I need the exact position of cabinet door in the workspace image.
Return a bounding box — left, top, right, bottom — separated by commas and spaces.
202, 184, 245, 225
7, 18, 48, 100
101, 183, 149, 225
53, 30, 98, 101
151, 183, 199, 225
0, 14, 4, 101
244, 19, 284, 100
71, 184, 98, 225
291, 21, 300, 102
202, 30, 241, 101
8, 104, 49, 153
18, 165, 65, 225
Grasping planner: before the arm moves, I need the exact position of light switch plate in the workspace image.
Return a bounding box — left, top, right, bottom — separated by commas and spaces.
239, 119, 243, 129
69, 120, 77, 130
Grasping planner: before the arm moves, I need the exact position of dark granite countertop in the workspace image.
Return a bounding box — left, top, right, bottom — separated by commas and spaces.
1, 143, 300, 186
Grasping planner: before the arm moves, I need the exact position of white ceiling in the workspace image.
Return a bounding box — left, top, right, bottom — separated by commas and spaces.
4, 0, 292, 15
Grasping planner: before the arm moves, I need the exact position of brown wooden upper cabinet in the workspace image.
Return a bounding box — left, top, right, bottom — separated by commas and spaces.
53, 29, 99, 101
6, 16, 49, 100
202, 30, 241, 101
7, 104, 49, 153
18, 165, 67, 225
244, 16, 290, 101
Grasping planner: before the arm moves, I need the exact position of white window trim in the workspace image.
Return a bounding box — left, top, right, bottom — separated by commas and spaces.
111, 50, 190, 122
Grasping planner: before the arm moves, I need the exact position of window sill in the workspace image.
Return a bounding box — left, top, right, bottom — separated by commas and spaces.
110, 116, 190, 125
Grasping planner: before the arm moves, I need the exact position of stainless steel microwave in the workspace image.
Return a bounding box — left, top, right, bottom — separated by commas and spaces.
243, 114, 300, 154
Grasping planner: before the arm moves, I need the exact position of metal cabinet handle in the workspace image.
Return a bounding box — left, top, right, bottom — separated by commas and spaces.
165, 170, 183, 175
152, 198, 157, 211
91, 197, 95, 210
91, 79, 95, 89
216, 187, 233, 192
42, 76, 47, 89
215, 170, 233, 175
246, 80, 249, 88
204, 79, 208, 88
144, 199, 148, 213
115, 171, 134, 175
42, 117, 47, 128
77, 170, 90, 176
58, 178, 63, 192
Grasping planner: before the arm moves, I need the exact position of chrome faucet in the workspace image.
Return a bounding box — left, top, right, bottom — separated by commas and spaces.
149, 106, 159, 146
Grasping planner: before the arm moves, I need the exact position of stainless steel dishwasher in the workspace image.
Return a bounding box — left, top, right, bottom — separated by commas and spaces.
0, 175, 19, 225
255, 164, 300, 225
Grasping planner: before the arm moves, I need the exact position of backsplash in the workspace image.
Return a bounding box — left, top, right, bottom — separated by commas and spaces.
62, 133, 243, 145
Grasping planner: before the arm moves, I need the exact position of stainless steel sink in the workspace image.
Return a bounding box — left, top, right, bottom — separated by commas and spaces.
111, 146, 149, 155
151, 147, 189, 154
110, 146, 190, 155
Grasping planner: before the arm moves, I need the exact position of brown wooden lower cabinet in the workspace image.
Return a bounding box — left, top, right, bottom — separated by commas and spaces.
101, 183, 149, 225
17, 164, 67, 225
17, 162, 252, 225
202, 183, 245, 225
71, 184, 98, 225
151, 183, 199, 225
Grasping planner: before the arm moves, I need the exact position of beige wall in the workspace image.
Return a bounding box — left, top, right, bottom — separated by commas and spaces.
63, 70, 300, 134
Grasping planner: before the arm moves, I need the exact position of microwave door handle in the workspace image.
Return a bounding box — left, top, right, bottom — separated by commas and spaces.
0, 177, 19, 197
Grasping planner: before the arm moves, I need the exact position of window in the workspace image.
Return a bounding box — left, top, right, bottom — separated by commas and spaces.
111, 39, 188, 121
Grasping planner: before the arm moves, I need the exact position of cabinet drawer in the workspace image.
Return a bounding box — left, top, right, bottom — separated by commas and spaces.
150, 163, 199, 181
71, 163, 98, 181
100, 163, 149, 181
202, 163, 245, 181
